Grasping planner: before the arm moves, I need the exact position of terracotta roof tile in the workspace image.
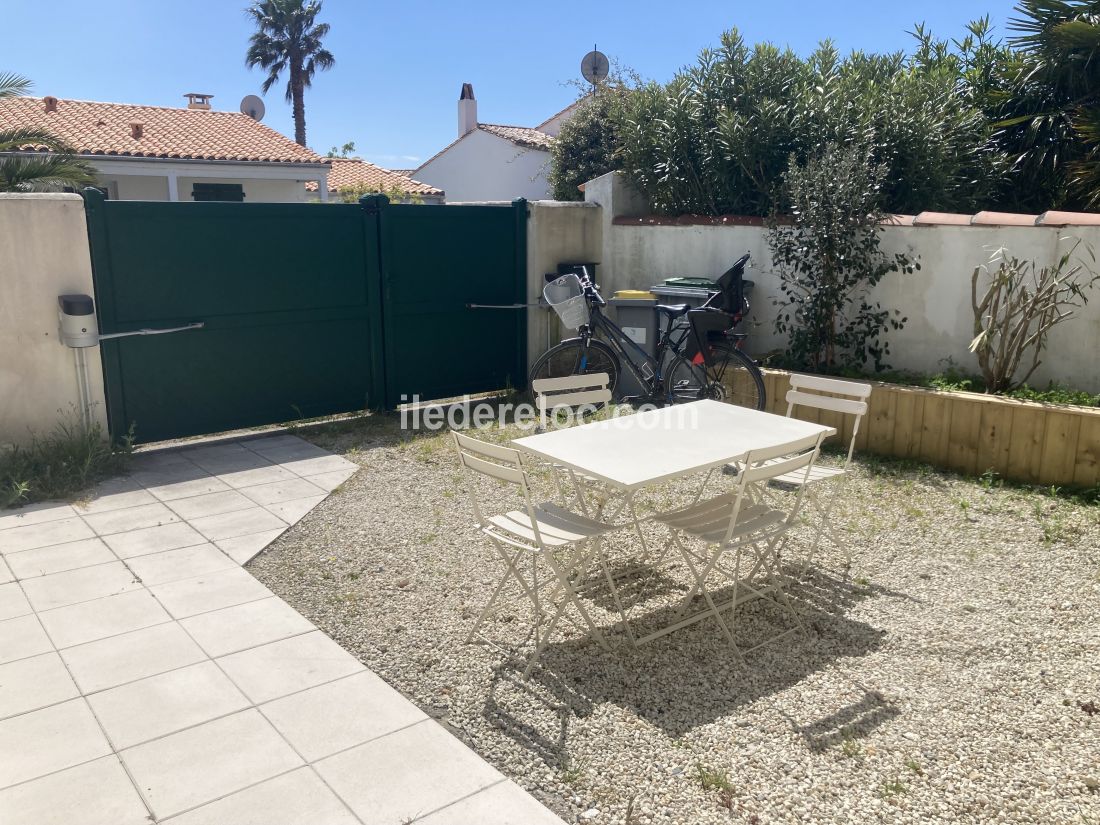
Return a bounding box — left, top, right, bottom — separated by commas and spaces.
971, 211, 1039, 226
305, 158, 442, 196
1037, 210, 1100, 226
476, 123, 554, 150
0, 96, 326, 164
912, 212, 974, 226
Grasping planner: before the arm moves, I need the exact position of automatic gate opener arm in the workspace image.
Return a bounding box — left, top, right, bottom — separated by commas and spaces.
97, 322, 205, 340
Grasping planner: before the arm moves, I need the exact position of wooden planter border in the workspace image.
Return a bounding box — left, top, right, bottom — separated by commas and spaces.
762, 369, 1100, 488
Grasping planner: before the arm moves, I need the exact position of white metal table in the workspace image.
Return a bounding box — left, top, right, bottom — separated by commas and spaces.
512, 400, 836, 642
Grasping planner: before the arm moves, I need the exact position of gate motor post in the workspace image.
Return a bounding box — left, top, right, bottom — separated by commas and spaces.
57, 293, 204, 428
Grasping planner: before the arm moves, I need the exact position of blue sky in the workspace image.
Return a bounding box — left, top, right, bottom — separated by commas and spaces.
7, 0, 1021, 169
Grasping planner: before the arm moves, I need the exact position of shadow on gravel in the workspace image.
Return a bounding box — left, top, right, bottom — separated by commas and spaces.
788, 688, 901, 752
482, 567, 890, 751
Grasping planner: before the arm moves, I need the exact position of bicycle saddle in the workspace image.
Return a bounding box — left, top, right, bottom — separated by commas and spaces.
655, 303, 691, 318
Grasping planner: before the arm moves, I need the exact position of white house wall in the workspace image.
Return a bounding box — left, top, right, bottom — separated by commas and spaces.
110, 174, 169, 201
414, 130, 552, 202
90, 158, 326, 203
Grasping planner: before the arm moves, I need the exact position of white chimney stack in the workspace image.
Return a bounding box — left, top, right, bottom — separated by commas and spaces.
458, 83, 477, 137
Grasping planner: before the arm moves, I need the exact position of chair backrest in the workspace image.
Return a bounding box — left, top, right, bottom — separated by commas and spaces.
452, 432, 540, 538
452, 431, 525, 485
532, 373, 612, 424
717, 430, 826, 547
785, 373, 871, 467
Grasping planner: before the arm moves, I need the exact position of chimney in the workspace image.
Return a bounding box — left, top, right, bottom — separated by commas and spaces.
43, 96, 58, 113
129, 122, 144, 139
457, 83, 477, 137
184, 92, 213, 110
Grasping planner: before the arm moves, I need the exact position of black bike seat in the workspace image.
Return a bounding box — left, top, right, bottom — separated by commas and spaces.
655, 303, 691, 317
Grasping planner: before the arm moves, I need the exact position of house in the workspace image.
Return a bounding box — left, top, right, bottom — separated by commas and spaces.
412, 84, 580, 202
305, 157, 444, 204
0, 93, 330, 201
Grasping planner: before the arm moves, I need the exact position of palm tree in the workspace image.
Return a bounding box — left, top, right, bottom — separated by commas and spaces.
995, 0, 1100, 209
245, 0, 335, 147
0, 72, 97, 192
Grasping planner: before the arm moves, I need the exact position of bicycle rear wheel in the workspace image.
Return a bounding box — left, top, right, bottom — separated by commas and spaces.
529, 339, 621, 394
664, 342, 766, 410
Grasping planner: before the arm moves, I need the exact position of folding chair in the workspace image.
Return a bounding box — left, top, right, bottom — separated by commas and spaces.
644, 431, 826, 655
452, 431, 617, 678
532, 373, 651, 558
770, 374, 870, 573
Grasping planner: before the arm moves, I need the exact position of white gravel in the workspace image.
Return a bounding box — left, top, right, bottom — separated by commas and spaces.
247, 414, 1100, 825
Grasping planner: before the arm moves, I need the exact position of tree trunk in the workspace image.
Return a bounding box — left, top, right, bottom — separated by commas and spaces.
290, 64, 307, 147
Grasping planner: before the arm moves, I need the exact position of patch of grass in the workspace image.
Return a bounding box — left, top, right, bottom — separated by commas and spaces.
694, 763, 735, 794
839, 738, 862, 759
0, 416, 132, 509
560, 756, 589, 784
906, 759, 924, 776
878, 777, 909, 798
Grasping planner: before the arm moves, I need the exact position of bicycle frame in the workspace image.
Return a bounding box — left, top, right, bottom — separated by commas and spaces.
578, 303, 692, 402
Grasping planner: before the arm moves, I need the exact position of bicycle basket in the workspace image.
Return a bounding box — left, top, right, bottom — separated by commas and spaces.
543, 273, 590, 330
683, 307, 734, 367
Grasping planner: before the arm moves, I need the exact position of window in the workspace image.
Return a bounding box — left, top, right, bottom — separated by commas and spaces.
191, 183, 245, 202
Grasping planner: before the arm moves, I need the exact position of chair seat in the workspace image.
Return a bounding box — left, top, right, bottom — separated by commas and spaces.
770, 463, 845, 487
484, 502, 616, 547
654, 492, 787, 544
726, 459, 846, 487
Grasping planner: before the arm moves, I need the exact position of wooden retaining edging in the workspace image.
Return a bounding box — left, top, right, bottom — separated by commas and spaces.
761, 369, 1100, 488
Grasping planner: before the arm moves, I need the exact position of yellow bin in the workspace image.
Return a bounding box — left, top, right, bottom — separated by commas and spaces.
613, 290, 657, 300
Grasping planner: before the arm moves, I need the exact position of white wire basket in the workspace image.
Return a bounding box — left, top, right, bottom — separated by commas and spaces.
543, 273, 590, 330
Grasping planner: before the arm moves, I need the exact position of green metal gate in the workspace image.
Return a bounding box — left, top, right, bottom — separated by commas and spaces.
84, 190, 527, 443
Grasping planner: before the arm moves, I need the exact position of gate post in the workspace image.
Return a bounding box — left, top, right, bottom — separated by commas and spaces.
512, 198, 529, 391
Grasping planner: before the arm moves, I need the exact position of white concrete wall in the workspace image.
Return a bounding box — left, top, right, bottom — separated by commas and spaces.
0, 194, 108, 446
414, 130, 552, 202
110, 174, 168, 201
575, 173, 1100, 393
526, 201, 602, 369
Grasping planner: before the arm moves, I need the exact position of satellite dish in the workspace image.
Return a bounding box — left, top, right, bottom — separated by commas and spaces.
240, 95, 266, 121
581, 49, 610, 86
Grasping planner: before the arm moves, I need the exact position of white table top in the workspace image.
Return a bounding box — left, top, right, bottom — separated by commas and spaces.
512, 400, 835, 491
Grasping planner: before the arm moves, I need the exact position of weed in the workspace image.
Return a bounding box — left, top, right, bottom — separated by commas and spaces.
0, 416, 132, 509
840, 738, 862, 759
694, 763, 735, 795
905, 759, 924, 776
560, 756, 589, 784
878, 778, 909, 798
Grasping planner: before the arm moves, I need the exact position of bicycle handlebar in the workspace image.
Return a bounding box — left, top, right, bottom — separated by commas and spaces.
578, 269, 607, 307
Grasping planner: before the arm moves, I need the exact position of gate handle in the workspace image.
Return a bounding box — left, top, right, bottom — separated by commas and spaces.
98, 322, 205, 341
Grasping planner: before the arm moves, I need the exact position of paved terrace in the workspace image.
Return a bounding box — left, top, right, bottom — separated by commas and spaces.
0, 434, 562, 825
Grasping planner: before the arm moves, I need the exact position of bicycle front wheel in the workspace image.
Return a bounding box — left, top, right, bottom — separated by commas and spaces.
664, 342, 766, 410
529, 339, 621, 395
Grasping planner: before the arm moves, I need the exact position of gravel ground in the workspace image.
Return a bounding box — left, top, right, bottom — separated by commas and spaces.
247, 412, 1100, 825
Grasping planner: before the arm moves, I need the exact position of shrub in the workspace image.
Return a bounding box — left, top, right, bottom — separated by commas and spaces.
549, 93, 622, 201
969, 242, 1098, 392
599, 28, 1004, 217
768, 142, 919, 372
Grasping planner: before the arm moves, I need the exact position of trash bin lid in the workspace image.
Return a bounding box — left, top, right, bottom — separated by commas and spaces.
613, 290, 657, 300
662, 277, 716, 289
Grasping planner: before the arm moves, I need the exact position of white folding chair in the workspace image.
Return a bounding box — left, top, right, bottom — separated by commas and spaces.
532, 373, 653, 561
771, 374, 870, 572
645, 431, 826, 655
452, 431, 616, 678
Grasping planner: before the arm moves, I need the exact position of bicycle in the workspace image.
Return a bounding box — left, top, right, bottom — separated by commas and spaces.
531, 253, 766, 410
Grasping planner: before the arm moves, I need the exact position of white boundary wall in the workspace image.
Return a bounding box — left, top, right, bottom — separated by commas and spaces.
580, 173, 1100, 394
0, 194, 108, 446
